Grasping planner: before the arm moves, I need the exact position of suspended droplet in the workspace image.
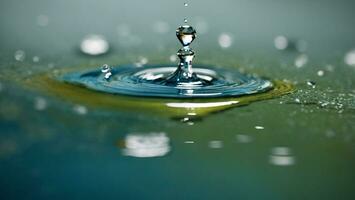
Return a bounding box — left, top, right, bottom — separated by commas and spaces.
176, 25, 196, 46
306, 81, 316, 88
218, 33, 233, 49
14, 50, 25, 61
317, 70, 324, 77
80, 34, 109, 56
255, 126, 264, 130
101, 64, 112, 80
184, 2, 188, 7
184, 18, 188, 23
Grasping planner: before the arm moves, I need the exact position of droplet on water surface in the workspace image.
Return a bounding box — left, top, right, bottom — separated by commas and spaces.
80, 34, 109, 56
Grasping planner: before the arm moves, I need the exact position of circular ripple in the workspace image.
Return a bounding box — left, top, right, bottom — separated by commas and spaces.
61, 64, 273, 98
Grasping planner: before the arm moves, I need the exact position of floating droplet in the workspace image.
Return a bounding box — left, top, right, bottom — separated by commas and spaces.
317, 70, 324, 77
218, 33, 233, 49
32, 56, 40, 63
344, 49, 355, 67
306, 81, 316, 88
122, 132, 170, 158
36, 15, 49, 27
101, 64, 112, 80
80, 34, 109, 56
34, 97, 47, 111
208, 140, 223, 149
73, 105, 88, 115
274, 35, 288, 50
14, 50, 25, 61
184, 2, 188, 7
294, 54, 308, 68
176, 25, 196, 46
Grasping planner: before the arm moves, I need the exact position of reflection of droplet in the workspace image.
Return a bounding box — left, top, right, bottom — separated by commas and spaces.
34, 97, 47, 111
274, 35, 288, 50
36, 15, 49, 27
122, 132, 170, 158
344, 49, 355, 67
218, 33, 233, 49
294, 54, 308, 68
73, 105, 88, 115
80, 34, 109, 56
14, 50, 25, 61
269, 147, 295, 166
208, 140, 223, 149
255, 126, 264, 130
236, 134, 252, 143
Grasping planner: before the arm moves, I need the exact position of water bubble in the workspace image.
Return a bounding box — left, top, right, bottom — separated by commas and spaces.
317, 70, 325, 77
36, 15, 49, 27
176, 25, 196, 46
294, 54, 308, 68
32, 56, 40, 63
14, 50, 25, 61
101, 64, 112, 80
344, 49, 355, 67
274, 35, 288, 50
306, 81, 316, 88
218, 33, 233, 49
153, 21, 170, 34
80, 34, 109, 56
269, 147, 295, 166
122, 132, 170, 158
208, 140, 223, 149
73, 105, 88, 115
34, 97, 47, 111
235, 134, 252, 143
255, 126, 264, 130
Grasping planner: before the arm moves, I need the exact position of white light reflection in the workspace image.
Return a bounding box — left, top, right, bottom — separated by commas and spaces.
269, 147, 295, 166
122, 132, 170, 158
344, 49, 355, 67
166, 101, 239, 108
80, 34, 109, 56
218, 33, 233, 49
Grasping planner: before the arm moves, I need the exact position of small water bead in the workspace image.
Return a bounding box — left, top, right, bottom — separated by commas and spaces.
80, 34, 109, 56
307, 81, 316, 88
14, 50, 25, 61
317, 70, 325, 77
176, 25, 196, 46
218, 33, 233, 49
184, 2, 188, 7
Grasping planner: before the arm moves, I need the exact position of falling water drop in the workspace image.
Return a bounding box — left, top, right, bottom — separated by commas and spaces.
101, 64, 112, 80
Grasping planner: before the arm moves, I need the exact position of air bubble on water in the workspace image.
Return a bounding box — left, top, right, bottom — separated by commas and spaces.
269, 147, 295, 166
208, 140, 223, 149
153, 21, 170, 34
274, 35, 288, 50
73, 105, 88, 115
235, 134, 252, 143
80, 34, 109, 56
122, 132, 170, 158
294, 54, 308, 68
344, 49, 355, 67
14, 50, 25, 61
317, 70, 325, 77
218, 33, 233, 49
36, 15, 49, 27
306, 81, 316, 88
169, 54, 177, 62
34, 97, 47, 111
255, 126, 264, 130
32, 56, 40, 63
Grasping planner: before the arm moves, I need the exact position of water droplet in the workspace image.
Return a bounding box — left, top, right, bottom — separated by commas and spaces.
176, 25, 196, 46
184, 18, 188, 23
269, 147, 295, 166
235, 134, 252, 143
295, 98, 301, 103
274, 35, 288, 50
344, 49, 355, 67
294, 54, 308, 68
184, 2, 188, 7
34, 97, 47, 111
255, 126, 264, 130
306, 81, 316, 88
36, 15, 49, 27
317, 70, 325, 77
32, 56, 40, 63
153, 21, 170, 34
122, 132, 170, 158
73, 105, 88, 115
14, 50, 25, 61
80, 34, 109, 56
218, 33, 233, 49
208, 140, 223, 149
